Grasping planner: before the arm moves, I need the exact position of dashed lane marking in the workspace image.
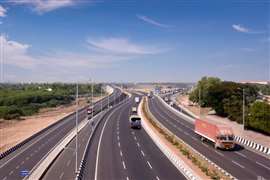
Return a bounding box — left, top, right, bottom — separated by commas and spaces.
59, 172, 64, 180
156, 176, 160, 180
235, 152, 247, 158
232, 160, 245, 169
122, 161, 126, 169
120, 151, 123, 157
147, 161, 153, 169
141, 150, 145, 157
256, 161, 270, 171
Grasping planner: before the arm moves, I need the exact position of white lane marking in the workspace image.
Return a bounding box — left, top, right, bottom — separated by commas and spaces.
9, 171, 13, 175
141, 150, 145, 157
232, 160, 245, 168
120, 151, 123, 157
26, 157, 30, 160
118, 142, 121, 147
59, 172, 64, 179
30, 153, 34, 157
21, 161, 24, 165
215, 150, 224, 157
126, 177, 130, 180
184, 132, 189, 136
156, 176, 160, 180
147, 161, 153, 169
235, 151, 247, 158
256, 161, 270, 171
66, 160, 71, 167
137, 142, 140, 147
2, 177, 7, 180
117, 135, 120, 140
134, 136, 137, 141
94, 101, 130, 180
0, 113, 75, 169
16, 165, 20, 169
122, 161, 126, 169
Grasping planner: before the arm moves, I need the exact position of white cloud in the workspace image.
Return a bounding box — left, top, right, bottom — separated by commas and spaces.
232, 24, 264, 34
0, 35, 167, 82
9, 0, 76, 13
0, 35, 36, 68
0, 5, 7, 17
87, 37, 165, 55
136, 14, 172, 28
232, 24, 249, 33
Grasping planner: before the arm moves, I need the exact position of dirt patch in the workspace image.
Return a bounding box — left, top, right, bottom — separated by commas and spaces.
0, 96, 104, 153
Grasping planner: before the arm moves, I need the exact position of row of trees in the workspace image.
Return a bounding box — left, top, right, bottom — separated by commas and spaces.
0, 83, 104, 120
189, 77, 270, 135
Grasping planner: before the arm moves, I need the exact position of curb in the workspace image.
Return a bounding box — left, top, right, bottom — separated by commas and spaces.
138, 98, 200, 180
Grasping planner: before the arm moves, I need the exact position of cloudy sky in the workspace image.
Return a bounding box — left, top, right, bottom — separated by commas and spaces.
0, 0, 269, 82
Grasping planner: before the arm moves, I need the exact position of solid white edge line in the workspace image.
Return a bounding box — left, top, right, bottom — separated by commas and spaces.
94, 99, 130, 180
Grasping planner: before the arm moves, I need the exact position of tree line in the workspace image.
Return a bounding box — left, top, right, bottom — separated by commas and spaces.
189, 77, 270, 135
0, 83, 104, 120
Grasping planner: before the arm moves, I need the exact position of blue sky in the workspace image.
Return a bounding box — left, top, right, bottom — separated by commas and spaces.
0, 0, 269, 82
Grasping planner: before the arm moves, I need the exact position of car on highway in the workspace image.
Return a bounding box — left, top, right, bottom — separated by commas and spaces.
129, 115, 141, 129
135, 97, 140, 103
87, 105, 94, 115
131, 106, 137, 113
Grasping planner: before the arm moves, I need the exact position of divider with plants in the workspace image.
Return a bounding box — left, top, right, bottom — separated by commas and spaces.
141, 97, 233, 180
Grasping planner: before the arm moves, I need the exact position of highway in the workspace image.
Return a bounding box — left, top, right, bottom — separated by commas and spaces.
81, 94, 186, 180
148, 95, 270, 180
0, 88, 123, 180
42, 92, 127, 180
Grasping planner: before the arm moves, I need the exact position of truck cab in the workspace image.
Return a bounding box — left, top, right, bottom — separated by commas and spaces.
87, 105, 94, 115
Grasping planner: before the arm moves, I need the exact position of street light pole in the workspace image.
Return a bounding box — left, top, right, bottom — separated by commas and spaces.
243, 88, 245, 130
199, 87, 201, 118
101, 84, 103, 111
75, 83, 78, 174
91, 78, 94, 120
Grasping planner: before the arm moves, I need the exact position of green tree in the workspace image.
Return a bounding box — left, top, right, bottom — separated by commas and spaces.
247, 101, 270, 135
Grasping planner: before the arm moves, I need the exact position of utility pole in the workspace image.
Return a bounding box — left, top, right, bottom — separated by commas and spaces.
243, 88, 245, 131
0, 33, 4, 83
91, 78, 94, 120
199, 87, 201, 118
101, 84, 103, 111
75, 83, 78, 174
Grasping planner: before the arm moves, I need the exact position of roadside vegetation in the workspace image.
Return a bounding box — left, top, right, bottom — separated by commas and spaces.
142, 97, 228, 180
0, 83, 103, 120
189, 77, 270, 135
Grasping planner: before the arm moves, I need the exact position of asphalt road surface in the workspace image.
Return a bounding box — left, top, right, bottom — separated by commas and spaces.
148, 96, 270, 180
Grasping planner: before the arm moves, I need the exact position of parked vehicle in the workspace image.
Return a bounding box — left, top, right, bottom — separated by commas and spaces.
129, 115, 141, 129
135, 97, 140, 103
195, 119, 235, 150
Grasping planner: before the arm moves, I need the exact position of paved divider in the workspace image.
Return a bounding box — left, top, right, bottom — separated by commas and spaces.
138, 98, 200, 180
160, 94, 270, 157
